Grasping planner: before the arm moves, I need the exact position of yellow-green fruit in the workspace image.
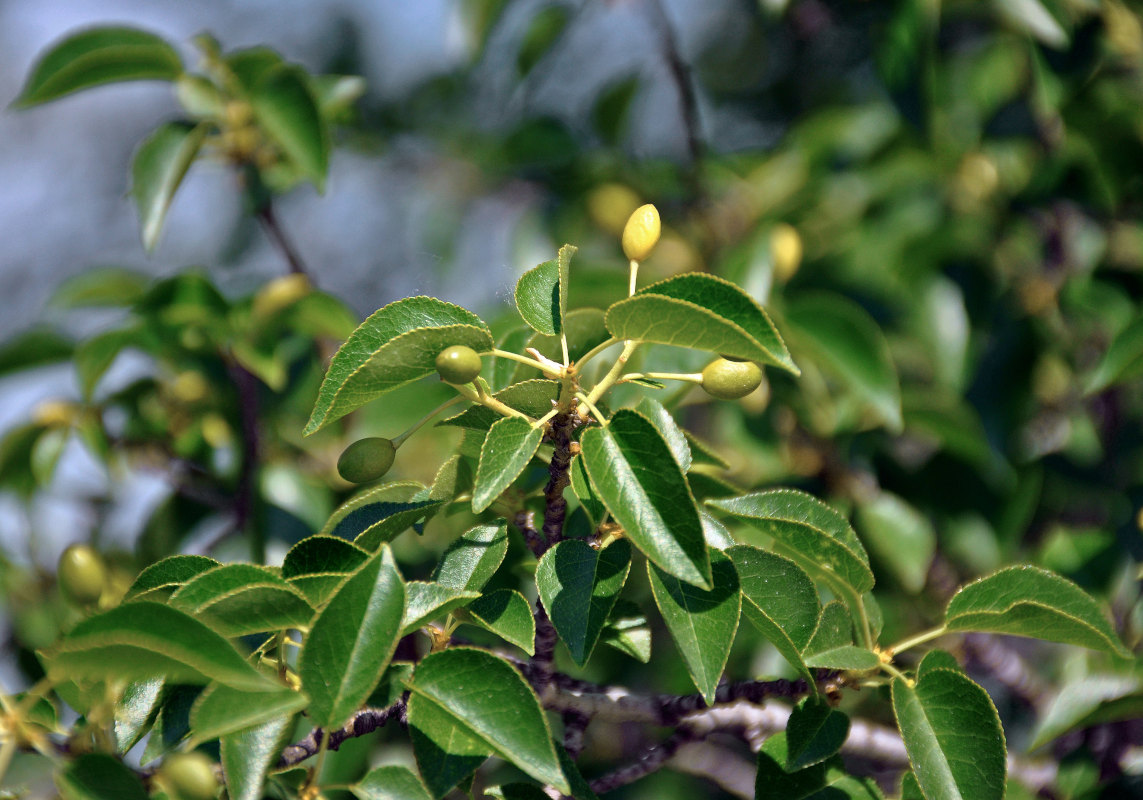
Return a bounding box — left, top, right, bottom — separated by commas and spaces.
57, 544, 106, 606
159, 752, 219, 800
337, 437, 396, 484
770, 223, 803, 283
701, 358, 763, 400
587, 183, 641, 235
621, 204, 661, 262
435, 345, 483, 385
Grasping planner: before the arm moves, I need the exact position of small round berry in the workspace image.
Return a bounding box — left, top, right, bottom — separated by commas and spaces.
159, 752, 219, 800
701, 358, 763, 400
621, 204, 661, 262
337, 437, 396, 484
57, 544, 106, 606
770, 223, 803, 284
435, 345, 483, 385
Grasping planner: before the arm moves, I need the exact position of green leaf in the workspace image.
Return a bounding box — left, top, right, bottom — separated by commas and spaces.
634, 397, 691, 471
1086, 313, 1143, 394
50, 267, 150, 309
221, 712, 296, 800
784, 292, 902, 432
944, 566, 1130, 657
306, 296, 492, 435
47, 601, 273, 691
472, 416, 544, 513
0, 327, 73, 377
856, 492, 935, 593
402, 582, 481, 635
169, 564, 315, 636
1031, 675, 1143, 750
569, 453, 606, 528
114, 679, 163, 753
353, 765, 433, 800
535, 539, 631, 666
580, 409, 711, 588
433, 521, 509, 591
249, 64, 329, 189
281, 535, 369, 578
517, 5, 571, 76
457, 589, 536, 654
917, 650, 962, 679
605, 273, 798, 375
708, 489, 874, 595
427, 454, 475, 503
440, 380, 560, 430
300, 546, 405, 729
57, 753, 148, 800
140, 684, 200, 763
755, 732, 882, 800
519, 308, 610, 379
188, 682, 308, 746
320, 482, 442, 551
685, 431, 730, 469
515, 245, 575, 336
803, 602, 880, 671
647, 549, 741, 704
892, 669, 1006, 800
728, 546, 819, 681
408, 648, 570, 793
14, 27, 182, 107
599, 600, 652, 662
131, 121, 207, 252
124, 555, 219, 601
409, 690, 491, 798
74, 326, 145, 399
493, 327, 535, 389
786, 698, 850, 769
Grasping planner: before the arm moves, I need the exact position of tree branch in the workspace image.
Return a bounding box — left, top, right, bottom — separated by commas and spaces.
540, 410, 580, 551
588, 729, 694, 794
277, 701, 405, 768
256, 202, 310, 278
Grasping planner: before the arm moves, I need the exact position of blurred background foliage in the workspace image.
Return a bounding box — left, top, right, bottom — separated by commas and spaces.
3, 0, 1143, 797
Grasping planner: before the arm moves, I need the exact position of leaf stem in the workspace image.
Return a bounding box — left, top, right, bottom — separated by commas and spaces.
584, 340, 639, 409
489, 348, 555, 374
620, 371, 703, 384
575, 393, 607, 427
391, 395, 465, 447
880, 660, 912, 686
574, 337, 619, 372
889, 625, 948, 657
533, 408, 559, 429
453, 382, 531, 422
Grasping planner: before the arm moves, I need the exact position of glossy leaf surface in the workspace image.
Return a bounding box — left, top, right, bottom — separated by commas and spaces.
408, 648, 569, 793
945, 566, 1130, 657
472, 416, 544, 513
580, 409, 711, 588
535, 539, 631, 666
605, 273, 798, 374
647, 549, 741, 704
306, 297, 492, 434
300, 546, 405, 729
892, 668, 1006, 800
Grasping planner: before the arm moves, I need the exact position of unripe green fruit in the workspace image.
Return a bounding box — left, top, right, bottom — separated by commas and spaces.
435, 345, 483, 385
621, 204, 661, 262
159, 752, 219, 800
337, 437, 396, 483
701, 358, 763, 400
57, 544, 106, 606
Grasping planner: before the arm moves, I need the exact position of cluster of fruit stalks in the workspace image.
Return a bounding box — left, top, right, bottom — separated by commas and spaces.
336, 204, 766, 485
